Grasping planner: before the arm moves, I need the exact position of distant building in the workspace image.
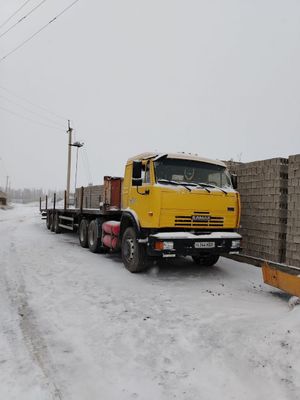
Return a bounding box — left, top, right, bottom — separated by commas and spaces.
0, 191, 7, 206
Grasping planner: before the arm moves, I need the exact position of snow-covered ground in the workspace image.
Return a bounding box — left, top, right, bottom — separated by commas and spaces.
0, 204, 299, 400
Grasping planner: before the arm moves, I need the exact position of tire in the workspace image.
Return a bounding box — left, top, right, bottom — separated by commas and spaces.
88, 219, 105, 253
79, 219, 89, 248
46, 212, 51, 229
121, 227, 150, 273
49, 212, 54, 232
53, 213, 62, 234
192, 254, 219, 267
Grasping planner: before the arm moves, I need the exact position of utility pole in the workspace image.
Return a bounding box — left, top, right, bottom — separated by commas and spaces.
8, 179, 11, 203
5, 175, 9, 193
66, 120, 73, 207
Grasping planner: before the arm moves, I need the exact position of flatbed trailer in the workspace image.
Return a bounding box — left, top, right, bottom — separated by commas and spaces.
41, 177, 123, 250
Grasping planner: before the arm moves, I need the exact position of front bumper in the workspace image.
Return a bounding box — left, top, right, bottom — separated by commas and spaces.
147, 231, 242, 258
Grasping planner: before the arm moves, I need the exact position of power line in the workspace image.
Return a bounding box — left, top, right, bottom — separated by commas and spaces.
74, 130, 92, 184
0, 0, 32, 30
81, 147, 93, 183
76, 132, 92, 183
0, 0, 81, 63
0, 104, 65, 131
0, 85, 68, 121
0, 0, 48, 40
0, 93, 66, 129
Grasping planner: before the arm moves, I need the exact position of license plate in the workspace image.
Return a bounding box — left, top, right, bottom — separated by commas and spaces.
194, 241, 215, 249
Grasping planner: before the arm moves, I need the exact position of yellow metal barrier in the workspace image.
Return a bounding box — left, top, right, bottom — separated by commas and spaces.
262, 262, 300, 297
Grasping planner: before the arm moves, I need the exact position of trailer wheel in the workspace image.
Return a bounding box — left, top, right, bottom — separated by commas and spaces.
79, 219, 89, 248
192, 254, 219, 266
46, 212, 51, 229
121, 227, 149, 273
88, 219, 105, 253
53, 213, 62, 234
49, 212, 54, 232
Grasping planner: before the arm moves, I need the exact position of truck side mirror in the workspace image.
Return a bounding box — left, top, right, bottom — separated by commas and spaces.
231, 174, 237, 189
132, 160, 143, 187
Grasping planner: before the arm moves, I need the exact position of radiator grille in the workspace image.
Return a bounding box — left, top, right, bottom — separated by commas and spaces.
175, 213, 224, 227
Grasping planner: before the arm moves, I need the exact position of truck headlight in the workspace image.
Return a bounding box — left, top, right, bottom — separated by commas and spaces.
231, 240, 241, 249
154, 241, 174, 251
163, 241, 174, 250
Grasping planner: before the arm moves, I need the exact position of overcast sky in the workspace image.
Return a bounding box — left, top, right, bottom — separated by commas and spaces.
1, 0, 300, 190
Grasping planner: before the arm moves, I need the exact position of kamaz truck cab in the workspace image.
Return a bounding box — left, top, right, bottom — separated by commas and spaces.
120, 152, 241, 271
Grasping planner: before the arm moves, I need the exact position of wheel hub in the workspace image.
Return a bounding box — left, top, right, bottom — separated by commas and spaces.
124, 238, 135, 261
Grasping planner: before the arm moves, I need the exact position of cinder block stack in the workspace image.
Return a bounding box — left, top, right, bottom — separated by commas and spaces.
286, 155, 300, 267
75, 185, 104, 209
227, 158, 288, 263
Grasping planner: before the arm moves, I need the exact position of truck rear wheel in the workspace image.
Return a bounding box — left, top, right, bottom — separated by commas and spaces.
88, 219, 105, 253
79, 219, 89, 248
49, 212, 54, 232
46, 212, 51, 229
53, 213, 62, 233
192, 254, 219, 266
121, 227, 149, 273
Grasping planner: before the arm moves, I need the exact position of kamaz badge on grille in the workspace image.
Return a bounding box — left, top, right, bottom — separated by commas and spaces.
192, 215, 210, 222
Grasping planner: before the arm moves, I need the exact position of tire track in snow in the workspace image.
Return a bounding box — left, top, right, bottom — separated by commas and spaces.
2, 217, 63, 400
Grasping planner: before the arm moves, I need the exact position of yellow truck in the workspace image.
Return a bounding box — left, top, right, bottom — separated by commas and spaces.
42, 152, 242, 272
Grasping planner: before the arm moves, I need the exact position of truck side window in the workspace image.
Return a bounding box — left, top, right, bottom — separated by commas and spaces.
141, 162, 150, 184
144, 162, 150, 184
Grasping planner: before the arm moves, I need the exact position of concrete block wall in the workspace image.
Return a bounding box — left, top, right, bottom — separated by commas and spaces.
286, 155, 300, 267
227, 158, 289, 263
75, 185, 104, 209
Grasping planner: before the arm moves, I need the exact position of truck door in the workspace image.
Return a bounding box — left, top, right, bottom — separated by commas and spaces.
129, 161, 156, 228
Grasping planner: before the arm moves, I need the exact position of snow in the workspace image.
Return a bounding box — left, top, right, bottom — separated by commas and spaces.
0, 204, 299, 400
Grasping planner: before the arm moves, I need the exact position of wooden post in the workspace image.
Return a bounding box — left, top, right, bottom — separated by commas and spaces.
80, 186, 84, 213
45, 195, 48, 210
64, 190, 67, 210
39, 197, 41, 212
53, 193, 56, 211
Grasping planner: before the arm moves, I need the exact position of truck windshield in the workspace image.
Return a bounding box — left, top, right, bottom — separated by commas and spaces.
154, 158, 233, 189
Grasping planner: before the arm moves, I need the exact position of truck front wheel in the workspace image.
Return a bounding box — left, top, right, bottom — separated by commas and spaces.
192, 254, 219, 267
121, 227, 149, 273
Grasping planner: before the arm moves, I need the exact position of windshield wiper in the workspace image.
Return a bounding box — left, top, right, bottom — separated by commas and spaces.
197, 182, 228, 195
192, 183, 211, 193
157, 179, 214, 193
157, 179, 191, 192
178, 181, 212, 193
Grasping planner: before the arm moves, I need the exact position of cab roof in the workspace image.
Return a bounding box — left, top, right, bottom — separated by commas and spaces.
127, 152, 226, 167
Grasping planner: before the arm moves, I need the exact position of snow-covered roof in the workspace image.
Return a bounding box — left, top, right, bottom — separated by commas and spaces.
0, 191, 7, 198
127, 152, 226, 167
